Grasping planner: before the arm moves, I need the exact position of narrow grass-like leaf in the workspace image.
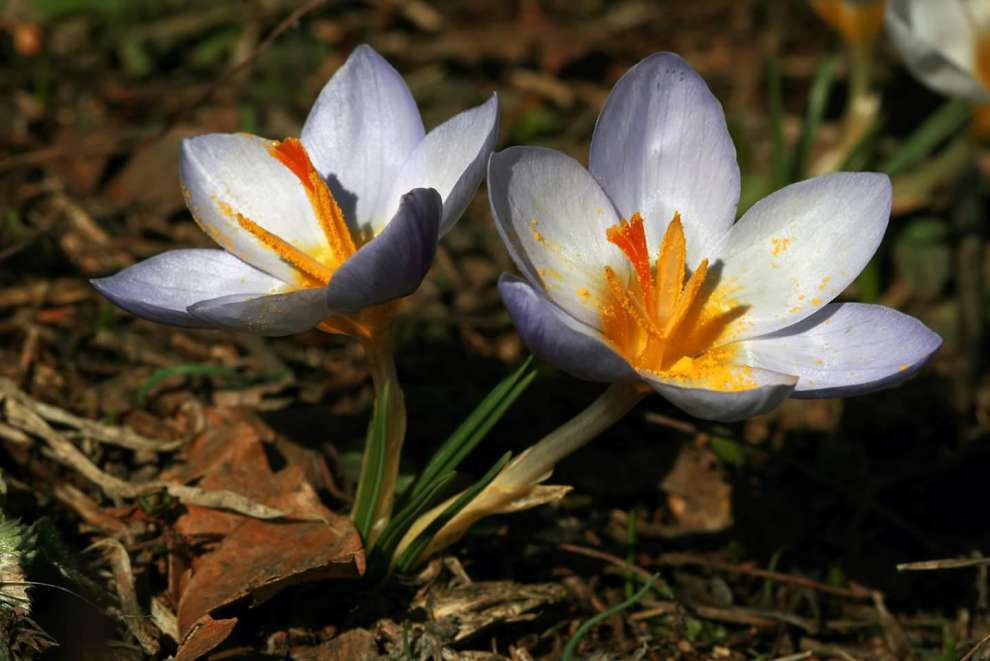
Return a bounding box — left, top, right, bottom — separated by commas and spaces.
767, 55, 789, 189
367, 470, 457, 578
880, 99, 970, 176
791, 53, 839, 181
403, 357, 535, 503
350, 382, 391, 543
394, 451, 512, 573
562, 574, 661, 661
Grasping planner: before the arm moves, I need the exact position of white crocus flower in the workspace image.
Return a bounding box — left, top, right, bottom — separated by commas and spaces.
489, 52, 941, 423
93, 45, 498, 338
887, 0, 990, 101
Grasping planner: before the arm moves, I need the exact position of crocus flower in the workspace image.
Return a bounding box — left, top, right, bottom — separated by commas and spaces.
489, 52, 941, 423
810, 0, 887, 46
93, 45, 498, 338
887, 0, 990, 101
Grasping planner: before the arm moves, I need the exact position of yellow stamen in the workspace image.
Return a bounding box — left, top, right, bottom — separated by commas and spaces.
223, 201, 332, 286
269, 138, 357, 266
809, 0, 886, 46
607, 213, 654, 317
662, 258, 709, 339
974, 31, 990, 93
654, 212, 686, 327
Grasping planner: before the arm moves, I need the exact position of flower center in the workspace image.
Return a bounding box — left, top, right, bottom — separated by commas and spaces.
599, 212, 752, 391
223, 137, 357, 288
809, 0, 886, 46
974, 30, 990, 92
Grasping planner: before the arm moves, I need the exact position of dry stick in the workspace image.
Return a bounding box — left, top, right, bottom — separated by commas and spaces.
897, 556, 990, 571
656, 551, 872, 601
953, 167, 984, 417
961, 631, 990, 661
1, 391, 300, 521
93, 538, 160, 656
151, 0, 330, 143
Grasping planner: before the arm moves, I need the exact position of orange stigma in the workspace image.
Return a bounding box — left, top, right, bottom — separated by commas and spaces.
269, 137, 357, 268
599, 212, 750, 391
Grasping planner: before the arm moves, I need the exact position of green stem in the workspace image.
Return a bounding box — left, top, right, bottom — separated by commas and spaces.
352, 330, 406, 548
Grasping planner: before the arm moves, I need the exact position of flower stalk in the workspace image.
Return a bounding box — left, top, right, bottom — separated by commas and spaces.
352, 329, 407, 547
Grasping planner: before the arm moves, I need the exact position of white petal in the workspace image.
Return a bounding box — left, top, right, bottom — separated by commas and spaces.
642, 366, 797, 422
739, 302, 942, 397
380, 94, 498, 236
301, 44, 425, 235
589, 52, 740, 265
487, 147, 629, 329
712, 172, 891, 340
91, 249, 283, 328
180, 133, 327, 284
887, 0, 990, 101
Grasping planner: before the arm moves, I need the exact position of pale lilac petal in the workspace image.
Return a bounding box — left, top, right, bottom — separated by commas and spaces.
887, 0, 990, 101
301, 44, 425, 236
642, 367, 797, 422
712, 172, 891, 340
381, 94, 498, 236
324, 188, 442, 315
188, 288, 328, 336
180, 133, 326, 284
739, 302, 942, 398
498, 273, 637, 383
487, 146, 629, 329
91, 249, 282, 328
589, 52, 740, 265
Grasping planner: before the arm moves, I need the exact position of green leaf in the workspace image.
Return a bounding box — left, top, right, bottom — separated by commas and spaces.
402, 357, 536, 504
880, 99, 970, 176
351, 382, 391, 543
791, 54, 840, 181
562, 573, 661, 661
394, 451, 512, 573
366, 471, 458, 578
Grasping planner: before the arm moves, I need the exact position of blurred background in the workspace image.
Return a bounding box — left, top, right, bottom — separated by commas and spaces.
0, 0, 987, 658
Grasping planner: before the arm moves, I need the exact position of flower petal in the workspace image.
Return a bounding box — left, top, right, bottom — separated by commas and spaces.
91, 249, 282, 328
487, 146, 628, 329
642, 367, 797, 422
301, 44, 425, 235
739, 302, 942, 398
180, 133, 327, 284
887, 0, 990, 101
589, 52, 740, 265
498, 273, 637, 383
712, 172, 891, 340
188, 288, 328, 336
380, 94, 498, 236
324, 188, 442, 315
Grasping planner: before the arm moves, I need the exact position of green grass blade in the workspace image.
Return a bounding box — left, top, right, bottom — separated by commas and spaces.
880, 99, 970, 176
394, 451, 512, 573
367, 470, 457, 577
791, 53, 839, 181
404, 357, 535, 502
350, 382, 391, 543
562, 574, 661, 661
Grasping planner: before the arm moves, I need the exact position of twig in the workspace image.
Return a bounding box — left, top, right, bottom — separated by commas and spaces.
962, 631, 990, 661
558, 543, 653, 581
93, 538, 160, 656
897, 557, 990, 571
656, 551, 872, 600
153, 0, 329, 142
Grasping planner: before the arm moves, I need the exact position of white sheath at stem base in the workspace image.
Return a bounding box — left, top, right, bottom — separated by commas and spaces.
393, 380, 646, 568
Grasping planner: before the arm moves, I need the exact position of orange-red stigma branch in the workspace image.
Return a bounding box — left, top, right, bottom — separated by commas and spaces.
606, 213, 654, 316
269, 138, 356, 266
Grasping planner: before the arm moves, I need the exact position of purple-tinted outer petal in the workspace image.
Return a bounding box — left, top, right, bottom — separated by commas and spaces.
90, 249, 283, 329
642, 368, 797, 423
740, 302, 942, 398
188, 288, 329, 336
498, 273, 637, 383
324, 188, 442, 315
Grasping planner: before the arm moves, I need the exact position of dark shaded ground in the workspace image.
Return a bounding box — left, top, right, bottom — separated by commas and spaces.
1, 0, 988, 658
